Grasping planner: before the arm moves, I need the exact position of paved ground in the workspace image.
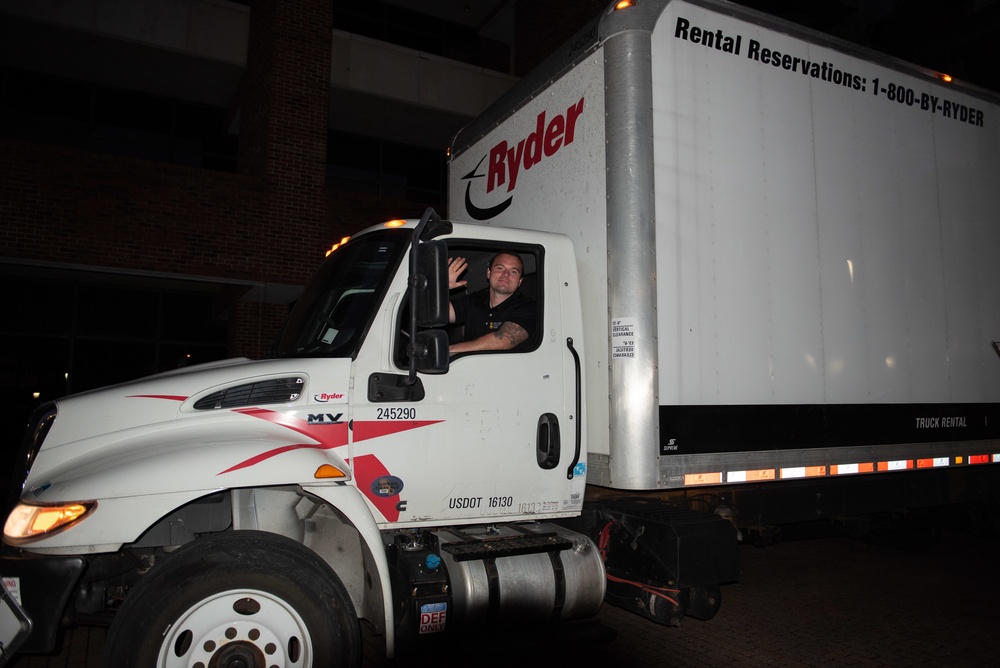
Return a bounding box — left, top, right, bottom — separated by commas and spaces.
8, 521, 998, 667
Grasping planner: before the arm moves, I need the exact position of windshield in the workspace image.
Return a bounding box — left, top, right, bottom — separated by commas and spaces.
271, 230, 407, 358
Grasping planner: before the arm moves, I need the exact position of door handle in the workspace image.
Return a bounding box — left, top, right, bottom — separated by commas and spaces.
536, 413, 560, 469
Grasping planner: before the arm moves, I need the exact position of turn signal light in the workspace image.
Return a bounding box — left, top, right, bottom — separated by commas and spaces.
314, 464, 348, 479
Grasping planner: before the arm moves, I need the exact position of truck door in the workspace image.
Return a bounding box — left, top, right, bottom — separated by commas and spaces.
349, 240, 586, 527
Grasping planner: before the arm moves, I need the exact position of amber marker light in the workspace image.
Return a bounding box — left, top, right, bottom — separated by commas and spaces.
384, 219, 407, 228
939, 73, 953, 83
315, 464, 348, 479
325, 236, 351, 257
3, 501, 96, 545
615, 0, 635, 9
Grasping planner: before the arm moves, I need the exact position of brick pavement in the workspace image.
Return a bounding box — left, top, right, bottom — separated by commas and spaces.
9, 525, 998, 667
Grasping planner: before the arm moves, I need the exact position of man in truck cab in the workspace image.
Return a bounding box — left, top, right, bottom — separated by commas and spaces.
447, 250, 536, 354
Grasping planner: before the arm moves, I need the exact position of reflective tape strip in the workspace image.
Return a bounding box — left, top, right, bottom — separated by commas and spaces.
830, 463, 875, 475
878, 459, 913, 471
916, 457, 950, 469
684, 472, 723, 486
727, 469, 775, 483
681, 453, 1000, 487
780, 466, 826, 479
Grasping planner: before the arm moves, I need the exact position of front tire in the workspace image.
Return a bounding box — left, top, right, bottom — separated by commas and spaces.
104, 530, 360, 667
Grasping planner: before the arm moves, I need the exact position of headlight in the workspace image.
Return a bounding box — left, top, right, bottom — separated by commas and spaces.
3, 501, 96, 545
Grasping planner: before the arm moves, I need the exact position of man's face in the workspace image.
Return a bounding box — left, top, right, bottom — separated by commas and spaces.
487, 253, 523, 296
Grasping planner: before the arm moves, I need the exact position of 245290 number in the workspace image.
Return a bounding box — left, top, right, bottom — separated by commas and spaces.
376, 407, 416, 420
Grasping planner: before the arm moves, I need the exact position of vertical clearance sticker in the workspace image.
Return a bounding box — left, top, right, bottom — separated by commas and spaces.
612, 317, 636, 358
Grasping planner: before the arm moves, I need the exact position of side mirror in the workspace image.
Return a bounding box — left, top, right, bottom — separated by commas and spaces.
414, 240, 449, 328
406, 208, 452, 385
413, 329, 449, 374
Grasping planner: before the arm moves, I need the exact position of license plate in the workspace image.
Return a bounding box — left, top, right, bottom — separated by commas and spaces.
1, 577, 32, 664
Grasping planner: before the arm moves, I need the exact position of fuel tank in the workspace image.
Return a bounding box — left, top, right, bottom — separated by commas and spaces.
433, 521, 606, 627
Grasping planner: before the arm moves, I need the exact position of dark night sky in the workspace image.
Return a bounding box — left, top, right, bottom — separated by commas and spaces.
729, 0, 1000, 95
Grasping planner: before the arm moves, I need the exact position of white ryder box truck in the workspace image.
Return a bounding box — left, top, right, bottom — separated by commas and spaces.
3, 0, 1000, 665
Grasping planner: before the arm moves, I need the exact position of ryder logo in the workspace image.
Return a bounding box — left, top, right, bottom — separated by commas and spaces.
462, 96, 585, 221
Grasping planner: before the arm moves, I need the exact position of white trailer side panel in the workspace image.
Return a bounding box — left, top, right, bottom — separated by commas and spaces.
451, 0, 1000, 490
654, 1, 1000, 408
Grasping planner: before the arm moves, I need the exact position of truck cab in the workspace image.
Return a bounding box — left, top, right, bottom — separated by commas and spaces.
2, 210, 612, 666
271, 214, 590, 528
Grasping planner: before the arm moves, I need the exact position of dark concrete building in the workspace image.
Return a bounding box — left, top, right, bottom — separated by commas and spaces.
0, 0, 613, 449
1, 0, 995, 450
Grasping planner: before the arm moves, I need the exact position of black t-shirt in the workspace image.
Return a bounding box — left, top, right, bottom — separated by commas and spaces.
453, 289, 536, 350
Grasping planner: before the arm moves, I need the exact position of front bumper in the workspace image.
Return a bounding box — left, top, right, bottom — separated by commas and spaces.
1, 550, 85, 654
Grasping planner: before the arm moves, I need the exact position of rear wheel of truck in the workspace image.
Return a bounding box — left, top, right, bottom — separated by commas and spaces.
104, 529, 361, 667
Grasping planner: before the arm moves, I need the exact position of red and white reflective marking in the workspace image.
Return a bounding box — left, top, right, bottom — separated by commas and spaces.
683, 451, 1000, 487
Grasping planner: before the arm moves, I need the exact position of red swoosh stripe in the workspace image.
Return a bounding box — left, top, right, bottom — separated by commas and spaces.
348, 454, 399, 522
218, 408, 348, 475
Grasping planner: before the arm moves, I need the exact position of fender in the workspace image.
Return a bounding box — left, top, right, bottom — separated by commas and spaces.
301, 483, 397, 659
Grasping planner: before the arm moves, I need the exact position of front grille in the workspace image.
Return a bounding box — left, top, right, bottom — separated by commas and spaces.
5, 403, 56, 510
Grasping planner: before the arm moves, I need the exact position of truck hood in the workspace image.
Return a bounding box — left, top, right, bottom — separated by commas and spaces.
22, 356, 354, 502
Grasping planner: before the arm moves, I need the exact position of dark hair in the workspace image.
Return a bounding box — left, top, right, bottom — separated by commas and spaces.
488, 250, 524, 272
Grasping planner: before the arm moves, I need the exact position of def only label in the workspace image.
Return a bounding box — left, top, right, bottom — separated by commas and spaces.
419, 602, 447, 634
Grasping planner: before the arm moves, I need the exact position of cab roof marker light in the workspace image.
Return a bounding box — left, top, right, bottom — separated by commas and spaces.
384, 219, 407, 228
939, 73, 953, 83
325, 235, 351, 256
615, 0, 636, 9
3, 501, 96, 545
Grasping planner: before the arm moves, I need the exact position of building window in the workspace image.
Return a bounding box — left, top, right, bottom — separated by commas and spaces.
332, 0, 511, 73
0, 271, 233, 452
0, 67, 238, 172
326, 130, 445, 206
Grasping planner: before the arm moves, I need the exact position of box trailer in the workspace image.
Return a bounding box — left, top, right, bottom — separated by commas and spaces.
448, 0, 1000, 528
2, 0, 999, 665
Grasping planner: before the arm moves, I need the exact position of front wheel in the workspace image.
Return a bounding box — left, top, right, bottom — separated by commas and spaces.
104, 530, 360, 667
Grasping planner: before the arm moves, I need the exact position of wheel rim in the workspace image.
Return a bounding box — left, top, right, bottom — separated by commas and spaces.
157, 588, 314, 668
